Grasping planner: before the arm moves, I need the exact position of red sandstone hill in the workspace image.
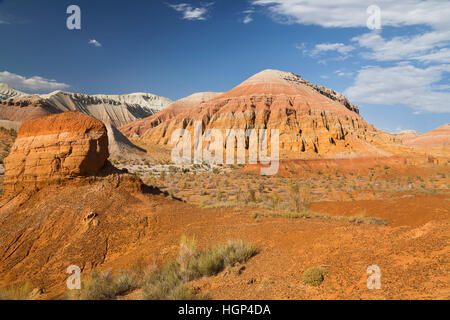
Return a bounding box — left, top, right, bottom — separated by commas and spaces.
132, 69, 397, 159
120, 92, 222, 137
403, 124, 450, 150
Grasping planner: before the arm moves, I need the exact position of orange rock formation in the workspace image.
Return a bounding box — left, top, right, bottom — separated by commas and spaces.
3, 111, 109, 194
120, 92, 222, 137
129, 70, 397, 159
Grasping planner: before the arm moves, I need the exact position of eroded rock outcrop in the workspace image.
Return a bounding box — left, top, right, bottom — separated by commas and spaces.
3, 111, 109, 194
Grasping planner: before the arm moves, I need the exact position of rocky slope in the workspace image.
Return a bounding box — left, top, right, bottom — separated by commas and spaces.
0, 110, 447, 300
138, 69, 396, 159
0, 95, 63, 122
0, 127, 16, 165
0, 83, 26, 101
120, 92, 222, 137
105, 123, 146, 161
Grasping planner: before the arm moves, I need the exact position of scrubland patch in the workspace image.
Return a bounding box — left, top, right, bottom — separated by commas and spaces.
65, 238, 257, 300
0, 282, 34, 300
142, 238, 257, 300
66, 270, 138, 300
302, 267, 328, 287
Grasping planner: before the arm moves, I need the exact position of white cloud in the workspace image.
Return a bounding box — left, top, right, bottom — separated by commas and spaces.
252, 0, 450, 29
297, 42, 354, 61
353, 30, 450, 63
252, 1, 450, 113
334, 70, 354, 77
415, 48, 450, 64
243, 15, 253, 24
312, 43, 355, 56
345, 64, 450, 113
0, 71, 70, 92
88, 39, 102, 47
168, 2, 214, 21
242, 9, 254, 24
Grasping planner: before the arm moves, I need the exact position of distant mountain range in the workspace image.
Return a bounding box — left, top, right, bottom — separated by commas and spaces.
0, 84, 173, 128
0, 84, 173, 160
0, 83, 26, 100
397, 125, 450, 150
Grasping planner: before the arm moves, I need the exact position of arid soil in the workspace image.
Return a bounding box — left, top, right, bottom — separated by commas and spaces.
1, 154, 448, 300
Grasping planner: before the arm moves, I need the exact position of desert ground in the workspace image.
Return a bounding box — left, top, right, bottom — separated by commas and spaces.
0, 70, 448, 300
0, 143, 448, 300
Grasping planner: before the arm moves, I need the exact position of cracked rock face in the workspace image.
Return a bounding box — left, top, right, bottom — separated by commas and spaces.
3, 111, 109, 194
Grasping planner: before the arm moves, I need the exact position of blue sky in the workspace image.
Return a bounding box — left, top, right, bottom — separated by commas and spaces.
0, 0, 449, 133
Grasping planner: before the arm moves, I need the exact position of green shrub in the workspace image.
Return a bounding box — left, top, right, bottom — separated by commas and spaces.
302, 267, 327, 286
281, 210, 311, 219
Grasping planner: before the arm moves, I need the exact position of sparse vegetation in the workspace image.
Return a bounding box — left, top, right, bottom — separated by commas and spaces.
142, 262, 197, 300
302, 266, 328, 286
0, 282, 34, 300
246, 189, 257, 203
141, 237, 257, 300
251, 209, 389, 225
288, 183, 311, 213
66, 270, 137, 300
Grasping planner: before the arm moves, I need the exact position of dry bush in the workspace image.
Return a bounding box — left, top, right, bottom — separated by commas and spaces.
177, 235, 199, 273
302, 267, 328, 286
186, 240, 257, 278
288, 183, 311, 213
269, 193, 282, 209
67, 270, 137, 300
142, 262, 195, 300
142, 237, 257, 300
246, 189, 257, 203
0, 282, 33, 300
